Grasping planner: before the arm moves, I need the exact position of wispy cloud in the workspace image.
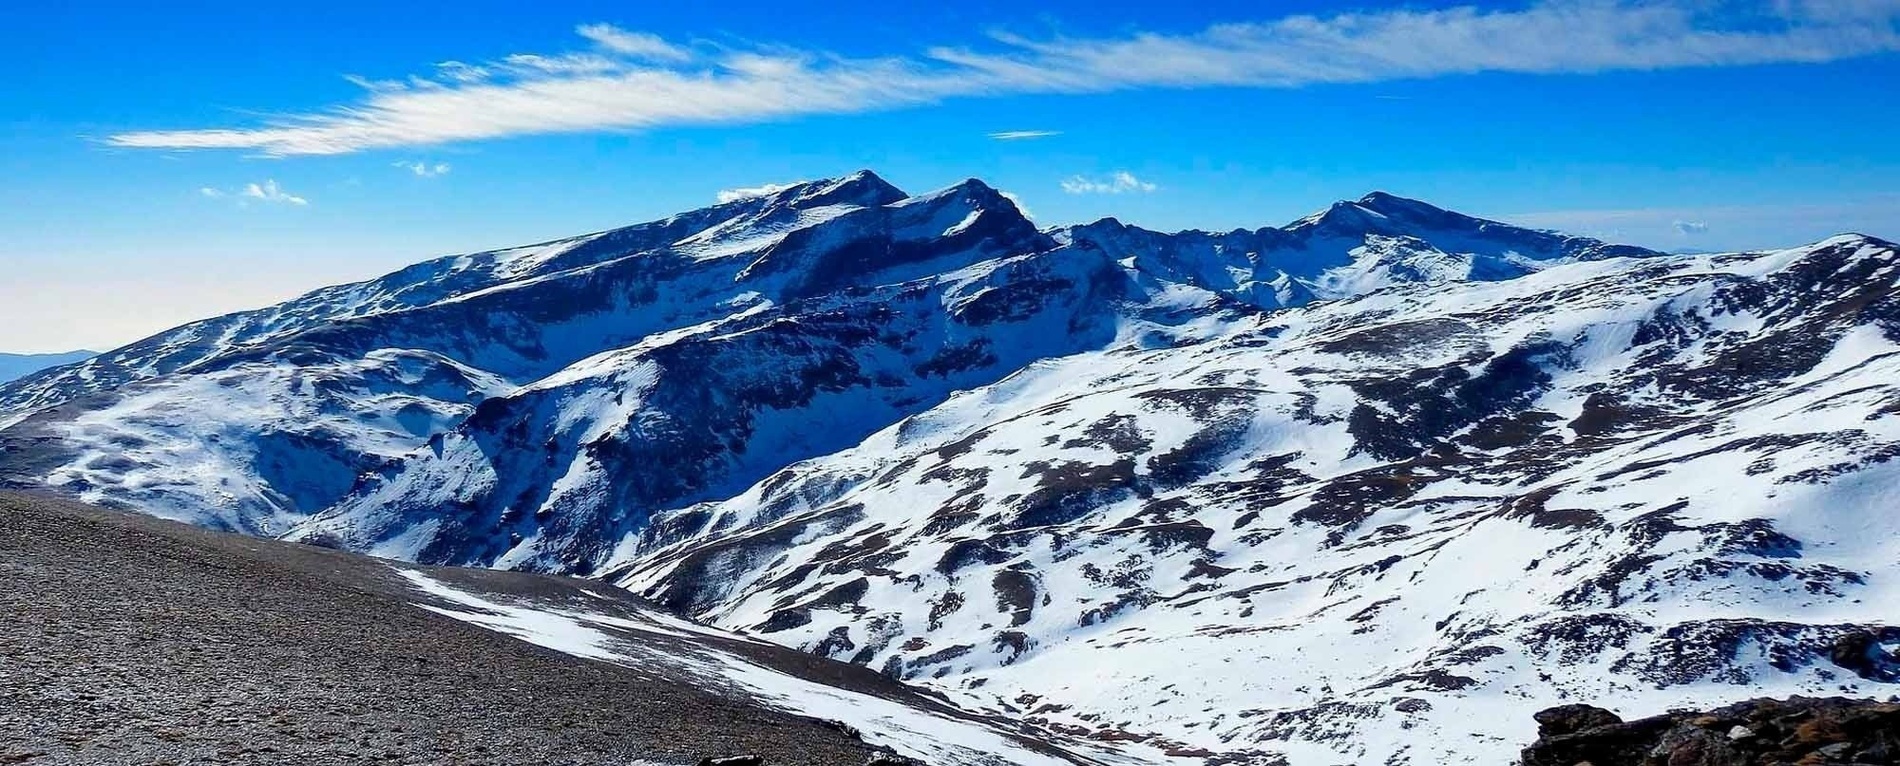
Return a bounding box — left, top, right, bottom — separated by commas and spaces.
106, 3, 1900, 156
396, 160, 452, 177
241, 180, 308, 205
716, 181, 803, 203
1673, 220, 1710, 235
576, 23, 695, 62
989, 130, 1062, 140
1062, 171, 1157, 195
433, 61, 490, 83
198, 180, 309, 206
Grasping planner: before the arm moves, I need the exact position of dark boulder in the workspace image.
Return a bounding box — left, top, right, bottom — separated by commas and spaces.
1533, 703, 1624, 737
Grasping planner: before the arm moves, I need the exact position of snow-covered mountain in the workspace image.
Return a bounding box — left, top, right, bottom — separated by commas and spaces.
608, 234, 1900, 764
1059, 191, 1652, 310
0, 350, 94, 384
4, 171, 1895, 765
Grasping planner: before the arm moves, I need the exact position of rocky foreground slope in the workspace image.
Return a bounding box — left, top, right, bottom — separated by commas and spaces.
3, 173, 1897, 764
0, 492, 1094, 766
1523, 697, 1900, 765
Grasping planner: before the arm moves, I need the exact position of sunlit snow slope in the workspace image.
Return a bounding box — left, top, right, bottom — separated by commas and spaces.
610, 236, 1900, 764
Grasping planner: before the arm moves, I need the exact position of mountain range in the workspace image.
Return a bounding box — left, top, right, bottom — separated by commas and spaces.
4, 171, 1895, 765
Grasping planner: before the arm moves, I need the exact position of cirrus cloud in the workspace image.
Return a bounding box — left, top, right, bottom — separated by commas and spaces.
199, 180, 308, 206
989, 130, 1063, 140
576, 23, 695, 62
104, 3, 1900, 157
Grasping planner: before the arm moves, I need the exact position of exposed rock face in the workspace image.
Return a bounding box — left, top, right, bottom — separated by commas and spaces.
1832, 631, 1900, 682
1522, 697, 1900, 766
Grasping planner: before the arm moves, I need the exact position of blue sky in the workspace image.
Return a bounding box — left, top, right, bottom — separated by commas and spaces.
4, 0, 1899, 352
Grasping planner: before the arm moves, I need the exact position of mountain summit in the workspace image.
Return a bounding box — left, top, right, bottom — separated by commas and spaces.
2, 174, 1894, 765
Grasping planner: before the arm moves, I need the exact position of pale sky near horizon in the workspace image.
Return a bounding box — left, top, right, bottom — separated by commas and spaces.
5, 0, 1898, 353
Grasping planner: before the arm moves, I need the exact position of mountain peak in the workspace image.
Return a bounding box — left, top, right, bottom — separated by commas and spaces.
1820, 232, 1894, 249
895, 177, 1019, 216
1349, 191, 1475, 227
946, 177, 1011, 205
1356, 190, 1440, 212
1354, 190, 1410, 204
1287, 198, 1386, 232
838, 168, 899, 192
784, 170, 907, 209
1286, 191, 1572, 251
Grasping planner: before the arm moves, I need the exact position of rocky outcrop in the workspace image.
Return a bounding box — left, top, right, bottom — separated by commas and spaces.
1832, 631, 1900, 682
1522, 697, 1900, 766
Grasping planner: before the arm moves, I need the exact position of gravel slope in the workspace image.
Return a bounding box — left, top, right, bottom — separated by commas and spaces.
0, 492, 1069, 766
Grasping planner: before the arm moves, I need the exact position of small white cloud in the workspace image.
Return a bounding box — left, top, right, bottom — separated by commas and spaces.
239, 180, 308, 206
199, 181, 307, 205
1674, 220, 1710, 235
989, 130, 1062, 140
716, 181, 803, 204
396, 160, 452, 178
1061, 171, 1157, 195
576, 23, 693, 62
1000, 190, 1034, 219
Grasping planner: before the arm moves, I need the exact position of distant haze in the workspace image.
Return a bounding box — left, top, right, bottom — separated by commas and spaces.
0, 351, 96, 384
